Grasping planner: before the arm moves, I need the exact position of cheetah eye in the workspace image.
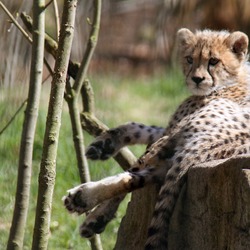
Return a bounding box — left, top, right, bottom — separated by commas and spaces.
186, 56, 193, 64
209, 57, 219, 66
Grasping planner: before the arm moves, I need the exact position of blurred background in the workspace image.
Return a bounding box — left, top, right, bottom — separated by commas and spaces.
1, 0, 250, 86
1, 0, 250, 249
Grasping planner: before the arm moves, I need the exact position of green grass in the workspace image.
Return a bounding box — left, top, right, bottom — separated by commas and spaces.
0, 69, 188, 249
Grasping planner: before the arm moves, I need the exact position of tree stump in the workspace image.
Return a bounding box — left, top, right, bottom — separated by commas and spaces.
115, 156, 250, 250
114, 185, 158, 250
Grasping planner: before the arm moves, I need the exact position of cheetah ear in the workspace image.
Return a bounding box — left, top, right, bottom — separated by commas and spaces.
177, 28, 196, 51
226, 31, 249, 58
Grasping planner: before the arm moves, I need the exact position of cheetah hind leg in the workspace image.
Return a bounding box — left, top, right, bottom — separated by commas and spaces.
63, 165, 167, 215
80, 194, 126, 237
79, 165, 168, 238
63, 172, 132, 214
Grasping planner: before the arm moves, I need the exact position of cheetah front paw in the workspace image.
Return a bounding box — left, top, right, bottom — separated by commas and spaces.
63, 182, 101, 214
86, 129, 122, 160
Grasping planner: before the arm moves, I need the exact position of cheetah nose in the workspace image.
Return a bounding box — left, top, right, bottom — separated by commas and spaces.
192, 76, 205, 85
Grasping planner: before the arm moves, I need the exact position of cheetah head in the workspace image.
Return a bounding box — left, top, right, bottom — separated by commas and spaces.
177, 28, 249, 96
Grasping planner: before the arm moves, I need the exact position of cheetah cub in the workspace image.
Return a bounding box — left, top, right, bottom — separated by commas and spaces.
64, 29, 250, 249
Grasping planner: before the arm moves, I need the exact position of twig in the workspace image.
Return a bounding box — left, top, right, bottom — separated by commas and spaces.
0, 1, 32, 43
53, 0, 60, 40
43, 58, 54, 76
73, 0, 101, 95
0, 73, 51, 138
43, 0, 60, 39
0, 5, 53, 76
21, 12, 58, 58
20, 12, 78, 77
81, 79, 95, 113
44, 0, 53, 9
0, 99, 27, 136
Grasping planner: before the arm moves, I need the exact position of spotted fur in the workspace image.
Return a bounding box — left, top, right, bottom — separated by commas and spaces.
64, 29, 250, 249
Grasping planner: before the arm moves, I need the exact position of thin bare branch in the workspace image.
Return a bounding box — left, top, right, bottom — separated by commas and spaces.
0, 1, 32, 43
73, 0, 102, 95
44, 0, 53, 9
0, 8, 53, 77
20, 12, 75, 70
0, 99, 27, 136
53, 0, 60, 40
81, 79, 95, 113
0, 72, 51, 138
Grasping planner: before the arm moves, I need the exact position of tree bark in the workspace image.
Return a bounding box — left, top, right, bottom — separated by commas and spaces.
115, 156, 250, 250
169, 156, 250, 250
114, 185, 158, 250
31, 1, 77, 249
7, 1, 45, 249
